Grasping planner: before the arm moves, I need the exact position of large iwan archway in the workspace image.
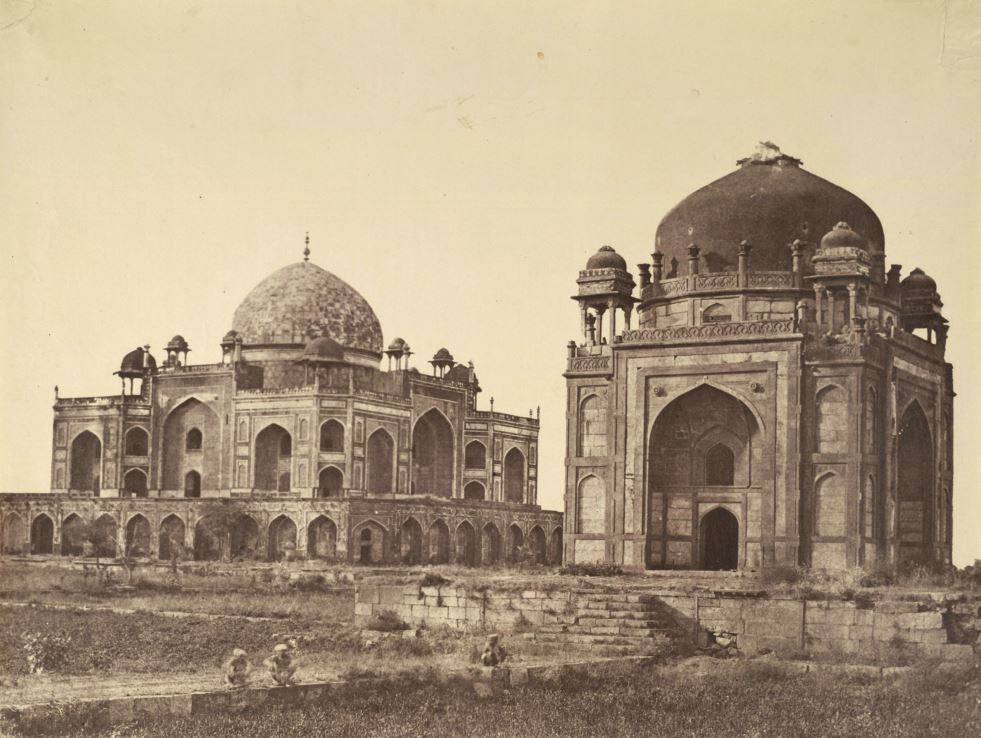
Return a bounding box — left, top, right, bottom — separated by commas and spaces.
411, 409, 454, 497
647, 384, 760, 570
897, 402, 934, 563
70, 431, 102, 493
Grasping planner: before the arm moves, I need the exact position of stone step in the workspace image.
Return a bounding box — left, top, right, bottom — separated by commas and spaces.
533, 632, 665, 647
576, 606, 660, 618
575, 617, 667, 629
565, 626, 665, 638
577, 593, 656, 604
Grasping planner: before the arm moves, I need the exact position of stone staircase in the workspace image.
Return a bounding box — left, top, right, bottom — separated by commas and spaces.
529, 592, 682, 654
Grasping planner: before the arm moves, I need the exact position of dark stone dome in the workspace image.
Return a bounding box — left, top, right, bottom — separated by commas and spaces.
387, 337, 407, 351
586, 245, 628, 271
820, 222, 868, 250
118, 347, 155, 374
433, 347, 454, 362
232, 262, 383, 357
901, 267, 936, 291
655, 143, 884, 273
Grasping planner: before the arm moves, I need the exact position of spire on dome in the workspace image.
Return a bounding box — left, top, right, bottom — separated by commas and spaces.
303, 232, 310, 262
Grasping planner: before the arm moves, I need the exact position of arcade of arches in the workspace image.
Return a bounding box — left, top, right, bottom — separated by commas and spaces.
0, 498, 562, 567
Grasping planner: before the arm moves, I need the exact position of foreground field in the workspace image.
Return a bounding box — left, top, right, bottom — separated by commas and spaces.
15, 659, 978, 738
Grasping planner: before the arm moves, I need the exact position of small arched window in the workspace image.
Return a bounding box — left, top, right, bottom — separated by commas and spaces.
124, 427, 149, 456
703, 303, 733, 324
465, 441, 486, 469
185, 428, 202, 452
320, 420, 344, 452
705, 443, 735, 486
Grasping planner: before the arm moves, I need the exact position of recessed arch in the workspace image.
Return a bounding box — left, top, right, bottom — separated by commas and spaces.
320, 419, 345, 452
698, 506, 739, 570
162, 398, 220, 491
578, 394, 607, 457
528, 526, 547, 564
159, 514, 186, 560
815, 384, 848, 454
548, 526, 563, 565
318, 465, 344, 497
61, 513, 86, 556
481, 522, 502, 565
503, 447, 525, 503
411, 408, 454, 498
124, 427, 149, 456
465, 440, 487, 469
506, 523, 524, 564
705, 443, 735, 486
185, 428, 203, 452
30, 513, 54, 555
1, 512, 26, 554
702, 302, 733, 323
70, 431, 102, 493
255, 424, 292, 491
365, 429, 395, 494
576, 475, 604, 534
428, 519, 450, 564
123, 468, 148, 498
399, 517, 424, 565
267, 514, 298, 561
184, 470, 201, 498
464, 480, 486, 501
647, 381, 766, 438
353, 519, 387, 564
897, 400, 934, 563
455, 520, 477, 566
125, 514, 152, 557
91, 514, 118, 558
230, 514, 259, 560
308, 515, 338, 560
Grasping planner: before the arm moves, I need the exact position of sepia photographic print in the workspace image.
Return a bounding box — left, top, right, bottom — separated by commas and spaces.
1, 1, 979, 736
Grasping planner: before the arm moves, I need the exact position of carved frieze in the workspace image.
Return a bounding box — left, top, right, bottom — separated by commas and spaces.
621, 318, 794, 344
570, 356, 611, 373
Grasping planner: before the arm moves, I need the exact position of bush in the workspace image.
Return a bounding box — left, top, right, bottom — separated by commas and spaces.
760, 566, 804, 586
558, 562, 623, 577
22, 631, 73, 674
419, 573, 452, 589
365, 609, 411, 632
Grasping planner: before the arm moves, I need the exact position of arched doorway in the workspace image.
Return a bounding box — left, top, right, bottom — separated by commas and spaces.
123, 469, 148, 498
412, 409, 454, 497
506, 523, 524, 564
2, 513, 26, 554
503, 448, 525, 503
355, 522, 386, 564
159, 515, 186, 561
465, 441, 486, 469
399, 518, 423, 565
61, 513, 86, 556
897, 402, 934, 563
193, 517, 220, 561
267, 515, 297, 560
699, 508, 739, 570
548, 527, 563, 565
30, 514, 54, 555
308, 516, 338, 560
70, 431, 102, 493
320, 420, 344, 452
255, 424, 292, 492
428, 520, 450, 564
464, 481, 485, 501
230, 515, 259, 560
161, 399, 220, 492
648, 384, 759, 569
366, 430, 395, 494
318, 466, 343, 497
481, 523, 501, 565
125, 515, 152, 557
528, 526, 547, 564
456, 521, 477, 566
92, 514, 117, 558
184, 470, 201, 498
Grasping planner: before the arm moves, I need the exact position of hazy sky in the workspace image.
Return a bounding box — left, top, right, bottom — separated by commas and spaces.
2, 1, 979, 563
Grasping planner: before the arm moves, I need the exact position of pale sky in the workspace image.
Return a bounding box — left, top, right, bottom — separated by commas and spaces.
1, 1, 979, 564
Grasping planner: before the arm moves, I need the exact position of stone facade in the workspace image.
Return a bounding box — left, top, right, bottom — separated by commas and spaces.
564, 144, 954, 571
2, 249, 561, 564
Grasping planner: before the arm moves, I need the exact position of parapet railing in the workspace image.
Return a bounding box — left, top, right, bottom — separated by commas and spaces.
645, 270, 798, 299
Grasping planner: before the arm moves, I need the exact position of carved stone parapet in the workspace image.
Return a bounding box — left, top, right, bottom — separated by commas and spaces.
621, 318, 795, 345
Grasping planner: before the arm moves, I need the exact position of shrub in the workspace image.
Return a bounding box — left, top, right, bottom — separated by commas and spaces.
22, 631, 73, 674
419, 573, 452, 589
558, 562, 623, 577
760, 565, 804, 586
365, 609, 411, 632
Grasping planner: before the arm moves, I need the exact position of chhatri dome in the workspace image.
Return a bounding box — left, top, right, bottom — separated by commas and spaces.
231, 242, 384, 363
655, 142, 884, 273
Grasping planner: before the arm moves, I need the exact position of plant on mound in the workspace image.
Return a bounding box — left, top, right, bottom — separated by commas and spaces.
365, 609, 411, 632
558, 562, 623, 577
760, 565, 804, 586
419, 573, 452, 589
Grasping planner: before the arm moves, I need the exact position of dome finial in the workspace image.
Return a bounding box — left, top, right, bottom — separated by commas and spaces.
303, 232, 311, 262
